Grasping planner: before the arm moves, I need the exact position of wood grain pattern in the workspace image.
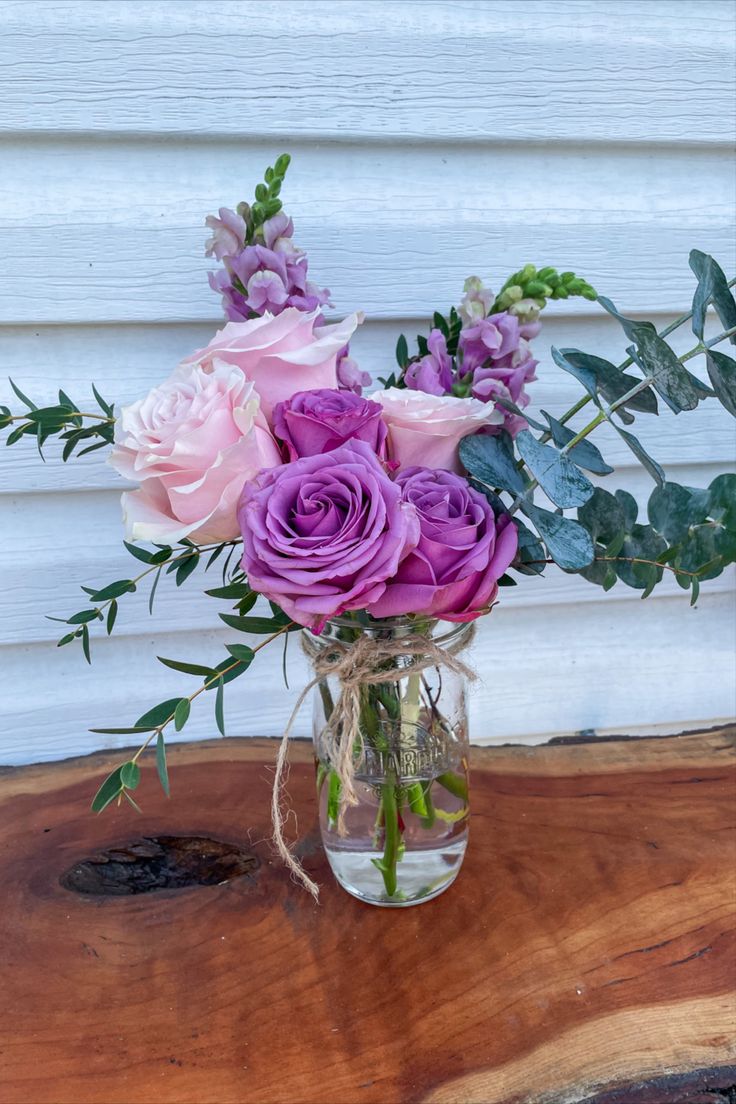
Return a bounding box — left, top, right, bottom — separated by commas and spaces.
0, 729, 733, 1104
1, 1, 733, 143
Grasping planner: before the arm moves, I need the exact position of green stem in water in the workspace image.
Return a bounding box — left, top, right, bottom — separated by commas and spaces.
407, 781, 429, 819
374, 774, 400, 898
436, 770, 469, 803
326, 770, 341, 829
419, 779, 436, 830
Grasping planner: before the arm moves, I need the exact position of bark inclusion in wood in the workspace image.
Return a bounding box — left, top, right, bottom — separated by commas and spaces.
59, 834, 258, 896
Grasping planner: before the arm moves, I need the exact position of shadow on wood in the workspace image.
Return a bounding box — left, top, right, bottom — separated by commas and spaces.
0, 729, 734, 1104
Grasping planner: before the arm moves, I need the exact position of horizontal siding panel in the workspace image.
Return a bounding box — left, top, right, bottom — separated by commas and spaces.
1, 314, 733, 494
1, 594, 733, 765
4, 469, 733, 647
1, 0, 734, 766
0, 140, 734, 321
0, 1, 733, 143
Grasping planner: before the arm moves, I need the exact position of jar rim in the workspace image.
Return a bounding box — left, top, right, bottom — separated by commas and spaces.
303, 614, 474, 647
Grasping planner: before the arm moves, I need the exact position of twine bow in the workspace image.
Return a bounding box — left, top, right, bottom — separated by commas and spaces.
271, 628, 476, 900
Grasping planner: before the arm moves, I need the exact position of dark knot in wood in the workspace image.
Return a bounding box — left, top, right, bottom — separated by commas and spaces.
59, 835, 258, 896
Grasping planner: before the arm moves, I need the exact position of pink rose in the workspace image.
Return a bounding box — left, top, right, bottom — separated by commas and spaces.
110, 360, 281, 545
179, 308, 363, 422
372, 387, 503, 472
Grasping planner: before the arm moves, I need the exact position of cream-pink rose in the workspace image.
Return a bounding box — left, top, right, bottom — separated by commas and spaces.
110, 360, 281, 544
179, 307, 363, 422
372, 387, 504, 472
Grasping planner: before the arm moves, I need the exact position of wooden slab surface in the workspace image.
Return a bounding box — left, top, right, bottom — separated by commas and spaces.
0, 729, 734, 1104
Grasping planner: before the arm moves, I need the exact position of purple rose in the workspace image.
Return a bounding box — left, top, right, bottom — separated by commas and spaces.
272, 388, 388, 461
238, 441, 418, 630
366, 467, 517, 622
404, 329, 454, 396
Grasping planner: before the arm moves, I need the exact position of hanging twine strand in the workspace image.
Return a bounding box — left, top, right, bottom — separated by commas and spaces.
272, 628, 476, 901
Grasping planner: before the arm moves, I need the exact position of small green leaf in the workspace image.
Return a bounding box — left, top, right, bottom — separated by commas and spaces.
215, 678, 225, 736
709, 473, 736, 530
225, 643, 256, 665
512, 518, 546, 575
219, 613, 291, 634
612, 424, 665, 486
157, 655, 215, 678
91, 766, 124, 813
148, 565, 163, 615
156, 732, 170, 797
520, 503, 595, 570
106, 600, 118, 636
648, 483, 709, 544
690, 576, 701, 606
516, 429, 594, 508
92, 382, 114, 416
175, 554, 199, 586
6, 422, 37, 446
8, 378, 37, 410
598, 297, 701, 413
124, 791, 143, 814
396, 334, 409, 368
706, 350, 736, 418
615, 524, 667, 590
578, 487, 626, 546
689, 250, 736, 342
174, 698, 191, 732
542, 411, 614, 475
459, 432, 526, 497
615, 490, 638, 531
553, 348, 658, 417
124, 541, 171, 565
204, 581, 250, 600
120, 760, 141, 789
67, 609, 102, 624
135, 698, 181, 728
89, 579, 136, 602
81, 624, 92, 664
89, 725, 156, 735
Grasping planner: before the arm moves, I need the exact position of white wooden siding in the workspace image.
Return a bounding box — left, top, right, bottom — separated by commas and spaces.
1, 0, 735, 765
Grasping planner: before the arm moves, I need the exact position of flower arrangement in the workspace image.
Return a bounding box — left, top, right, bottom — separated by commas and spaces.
3, 155, 734, 905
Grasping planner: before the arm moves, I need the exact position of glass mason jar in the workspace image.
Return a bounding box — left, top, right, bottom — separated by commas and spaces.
303, 617, 472, 907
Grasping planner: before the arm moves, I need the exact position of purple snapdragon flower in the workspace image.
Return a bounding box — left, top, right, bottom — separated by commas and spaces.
206, 208, 331, 322
404, 329, 454, 397
204, 207, 247, 261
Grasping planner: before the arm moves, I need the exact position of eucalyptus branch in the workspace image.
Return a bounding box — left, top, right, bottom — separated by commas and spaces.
528, 556, 704, 581
509, 319, 736, 515
553, 275, 736, 430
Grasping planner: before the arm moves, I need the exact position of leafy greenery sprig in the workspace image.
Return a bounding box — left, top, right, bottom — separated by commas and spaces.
461, 250, 736, 602
50, 537, 244, 661
89, 617, 295, 814
0, 381, 115, 460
